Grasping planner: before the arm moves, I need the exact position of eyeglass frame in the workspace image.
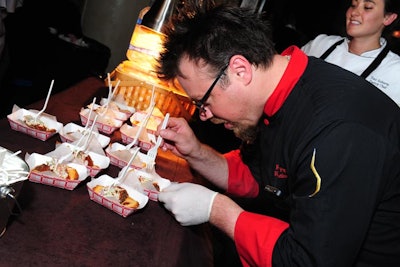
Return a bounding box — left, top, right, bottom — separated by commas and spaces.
192, 64, 228, 114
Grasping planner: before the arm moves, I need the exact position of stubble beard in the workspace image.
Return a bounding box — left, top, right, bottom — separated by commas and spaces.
210, 118, 258, 144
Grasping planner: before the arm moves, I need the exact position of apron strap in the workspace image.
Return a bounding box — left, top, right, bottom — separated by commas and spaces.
319, 38, 390, 78
360, 45, 389, 78
320, 39, 345, 60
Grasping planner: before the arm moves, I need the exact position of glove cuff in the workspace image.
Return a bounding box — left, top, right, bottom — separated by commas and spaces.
207, 192, 218, 220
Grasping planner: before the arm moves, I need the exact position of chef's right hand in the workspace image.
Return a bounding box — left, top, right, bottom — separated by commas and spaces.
158, 117, 202, 159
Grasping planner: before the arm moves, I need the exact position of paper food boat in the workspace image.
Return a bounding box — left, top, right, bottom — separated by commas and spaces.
87, 103, 129, 121
122, 168, 171, 202
99, 98, 135, 120
80, 108, 123, 135
119, 123, 156, 151
59, 122, 110, 148
47, 143, 110, 178
7, 108, 63, 141
105, 142, 153, 170
87, 174, 149, 217
25, 153, 88, 190
129, 111, 163, 134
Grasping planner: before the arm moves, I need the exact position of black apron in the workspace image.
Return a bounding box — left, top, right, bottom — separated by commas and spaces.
319, 38, 390, 78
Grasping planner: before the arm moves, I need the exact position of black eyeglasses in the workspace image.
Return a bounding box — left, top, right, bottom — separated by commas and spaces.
192, 65, 228, 114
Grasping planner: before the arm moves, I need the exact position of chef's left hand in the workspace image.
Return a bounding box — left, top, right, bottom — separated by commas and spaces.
158, 182, 218, 226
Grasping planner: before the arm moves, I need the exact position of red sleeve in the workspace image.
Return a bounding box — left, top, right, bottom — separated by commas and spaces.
235, 211, 289, 267
224, 149, 259, 197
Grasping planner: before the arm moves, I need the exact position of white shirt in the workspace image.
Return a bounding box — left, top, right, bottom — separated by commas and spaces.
302, 34, 400, 107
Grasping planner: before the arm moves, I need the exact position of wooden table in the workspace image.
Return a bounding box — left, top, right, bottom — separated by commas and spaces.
0, 77, 213, 267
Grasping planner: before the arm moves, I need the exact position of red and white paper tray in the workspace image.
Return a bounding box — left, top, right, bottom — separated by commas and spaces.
87, 103, 129, 122
87, 174, 149, 217
121, 168, 171, 202
59, 122, 110, 148
47, 143, 110, 178
119, 123, 156, 151
129, 110, 163, 134
99, 98, 135, 120
79, 108, 123, 135
25, 153, 88, 190
7, 108, 63, 141
105, 142, 154, 170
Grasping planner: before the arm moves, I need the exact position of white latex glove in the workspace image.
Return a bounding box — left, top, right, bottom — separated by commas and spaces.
158, 182, 218, 226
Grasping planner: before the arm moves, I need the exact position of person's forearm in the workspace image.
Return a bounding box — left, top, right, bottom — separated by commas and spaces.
185, 143, 229, 190
210, 193, 243, 239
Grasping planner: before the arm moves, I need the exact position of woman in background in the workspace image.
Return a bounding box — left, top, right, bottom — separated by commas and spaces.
302, 0, 400, 106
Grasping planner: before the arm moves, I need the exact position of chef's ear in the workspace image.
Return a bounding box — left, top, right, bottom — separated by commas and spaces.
228, 55, 253, 86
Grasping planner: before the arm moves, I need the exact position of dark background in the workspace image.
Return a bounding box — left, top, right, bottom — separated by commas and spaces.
0, 0, 111, 117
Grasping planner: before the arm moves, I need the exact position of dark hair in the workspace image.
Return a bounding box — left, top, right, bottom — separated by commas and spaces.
157, 4, 276, 81
384, 0, 400, 14
383, 0, 400, 35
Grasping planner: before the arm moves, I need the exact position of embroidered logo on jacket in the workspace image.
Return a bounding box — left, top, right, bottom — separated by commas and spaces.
274, 164, 288, 179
